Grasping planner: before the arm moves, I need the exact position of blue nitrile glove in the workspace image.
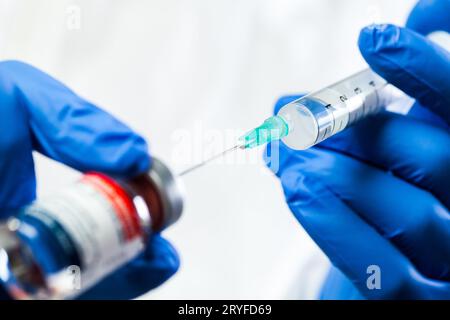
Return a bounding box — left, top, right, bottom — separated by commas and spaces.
266, 1, 450, 299
0, 60, 179, 300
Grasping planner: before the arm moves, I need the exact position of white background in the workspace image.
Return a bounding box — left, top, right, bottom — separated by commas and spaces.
0, 0, 415, 299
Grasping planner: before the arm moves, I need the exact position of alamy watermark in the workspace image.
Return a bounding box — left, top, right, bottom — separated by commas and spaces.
66, 265, 81, 291
66, 5, 82, 31
170, 122, 282, 174
366, 264, 381, 290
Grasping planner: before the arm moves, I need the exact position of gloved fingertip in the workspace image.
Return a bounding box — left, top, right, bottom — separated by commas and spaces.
358, 24, 401, 61
105, 134, 152, 178
143, 234, 180, 276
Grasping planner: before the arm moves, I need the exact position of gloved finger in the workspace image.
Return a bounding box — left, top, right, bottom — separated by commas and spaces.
279, 149, 418, 299
295, 146, 450, 280
0, 60, 150, 177
358, 24, 450, 124
0, 63, 35, 212
280, 147, 450, 298
78, 234, 179, 300
317, 111, 450, 209
407, 101, 449, 129
406, 0, 450, 35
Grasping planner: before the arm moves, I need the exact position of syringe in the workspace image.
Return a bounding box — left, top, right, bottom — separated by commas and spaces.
179, 68, 399, 176
240, 68, 400, 150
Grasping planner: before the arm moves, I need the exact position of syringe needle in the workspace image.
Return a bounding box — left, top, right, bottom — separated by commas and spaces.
178, 144, 242, 177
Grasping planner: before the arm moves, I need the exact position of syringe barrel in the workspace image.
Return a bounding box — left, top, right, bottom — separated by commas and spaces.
277, 68, 396, 150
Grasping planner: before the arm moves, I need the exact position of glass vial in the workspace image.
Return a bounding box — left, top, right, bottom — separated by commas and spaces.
0, 158, 183, 299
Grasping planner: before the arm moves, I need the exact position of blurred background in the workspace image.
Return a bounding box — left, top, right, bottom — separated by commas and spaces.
0, 0, 416, 299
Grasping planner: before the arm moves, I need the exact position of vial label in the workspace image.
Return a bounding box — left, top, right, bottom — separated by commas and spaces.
21, 173, 145, 294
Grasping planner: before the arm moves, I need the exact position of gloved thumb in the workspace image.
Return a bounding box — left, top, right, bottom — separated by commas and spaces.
358, 24, 450, 125
406, 0, 450, 36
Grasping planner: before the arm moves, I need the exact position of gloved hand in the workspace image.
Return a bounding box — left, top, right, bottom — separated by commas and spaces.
266, 0, 450, 299
0, 60, 179, 299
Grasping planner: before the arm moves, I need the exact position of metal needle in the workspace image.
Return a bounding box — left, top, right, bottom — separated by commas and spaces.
178, 144, 242, 176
